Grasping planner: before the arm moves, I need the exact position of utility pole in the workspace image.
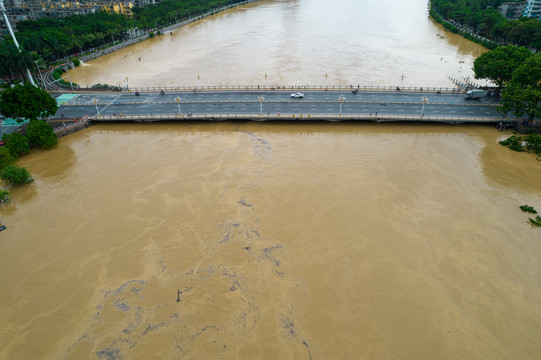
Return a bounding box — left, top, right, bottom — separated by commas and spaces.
0, 0, 36, 86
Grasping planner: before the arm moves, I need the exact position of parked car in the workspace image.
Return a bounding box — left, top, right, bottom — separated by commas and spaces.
291, 92, 304, 98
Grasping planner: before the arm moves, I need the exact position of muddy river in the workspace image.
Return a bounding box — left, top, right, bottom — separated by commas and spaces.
2, 0, 541, 359
1, 122, 540, 359
67, 0, 488, 88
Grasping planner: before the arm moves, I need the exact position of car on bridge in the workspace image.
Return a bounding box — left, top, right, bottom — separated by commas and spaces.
291, 92, 304, 98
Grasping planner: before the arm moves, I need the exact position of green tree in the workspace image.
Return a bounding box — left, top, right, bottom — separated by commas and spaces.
2, 133, 30, 157
0, 189, 11, 204
0, 147, 16, 170
473, 45, 532, 90
0, 165, 34, 185
26, 119, 57, 149
0, 83, 58, 123
500, 53, 541, 121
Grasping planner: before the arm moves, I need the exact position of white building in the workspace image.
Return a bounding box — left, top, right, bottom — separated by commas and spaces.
523, 0, 541, 19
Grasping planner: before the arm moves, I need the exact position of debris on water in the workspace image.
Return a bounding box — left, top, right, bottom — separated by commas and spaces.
239, 199, 253, 207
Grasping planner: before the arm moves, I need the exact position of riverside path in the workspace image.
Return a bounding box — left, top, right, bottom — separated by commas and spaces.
49, 89, 512, 124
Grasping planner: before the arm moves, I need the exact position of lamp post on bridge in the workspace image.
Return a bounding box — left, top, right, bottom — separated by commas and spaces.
92, 98, 100, 117
175, 96, 182, 116
338, 95, 345, 116
258, 96, 264, 115
325, 74, 328, 89
421, 96, 429, 118
265, 73, 267, 89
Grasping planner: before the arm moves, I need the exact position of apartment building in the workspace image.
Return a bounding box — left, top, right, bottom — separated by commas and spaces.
523, 0, 541, 19
1, 0, 158, 33
498, 1, 527, 19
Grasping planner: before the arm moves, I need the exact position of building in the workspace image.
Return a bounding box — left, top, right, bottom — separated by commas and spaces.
498, 1, 527, 19
1, 0, 136, 33
523, 0, 541, 19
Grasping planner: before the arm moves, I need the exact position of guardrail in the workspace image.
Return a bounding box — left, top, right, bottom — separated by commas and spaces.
123, 85, 463, 93
89, 113, 510, 124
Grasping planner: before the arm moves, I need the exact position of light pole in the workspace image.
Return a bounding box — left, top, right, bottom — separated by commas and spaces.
1, 0, 36, 86
338, 95, 345, 116
33, 60, 47, 89
325, 74, 328, 89
258, 96, 264, 115
400, 74, 404, 89
175, 96, 182, 116
265, 73, 267, 89
421, 96, 429, 118
92, 98, 100, 117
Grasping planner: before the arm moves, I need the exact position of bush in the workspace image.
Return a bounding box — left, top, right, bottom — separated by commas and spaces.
2, 133, 29, 157
0, 165, 33, 185
520, 205, 538, 214
26, 119, 57, 149
0, 147, 16, 170
0, 189, 11, 204
71, 58, 81, 67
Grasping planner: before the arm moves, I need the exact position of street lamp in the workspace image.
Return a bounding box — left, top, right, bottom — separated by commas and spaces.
33, 60, 47, 90
92, 98, 100, 117
1, 0, 36, 86
175, 96, 182, 116
325, 74, 328, 89
258, 95, 264, 115
265, 73, 267, 89
338, 95, 346, 116
421, 96, 429, 118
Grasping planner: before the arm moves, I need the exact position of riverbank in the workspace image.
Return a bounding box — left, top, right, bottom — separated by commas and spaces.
78, 0, 260, 66
429, 9, 498, 50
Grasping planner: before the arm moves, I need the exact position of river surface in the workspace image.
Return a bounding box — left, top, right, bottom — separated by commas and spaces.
67, 0, 488, 88
3, 0, 541, 359
1, 122, 541, 359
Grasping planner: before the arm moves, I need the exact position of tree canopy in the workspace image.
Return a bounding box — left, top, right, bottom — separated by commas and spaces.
0, 0, 247, 79
2, 133, 30, 157
25, 119, 58, 149
431, 0, 541, 51
0, 83, 58, 122
0, 165, 34, 185
499, 53, 541, 121
473, 45, 531, 89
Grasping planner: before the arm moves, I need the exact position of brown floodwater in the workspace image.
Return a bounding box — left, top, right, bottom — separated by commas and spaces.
3, 0, 541, 358
1, 122, 540, 359
67, 0, 489, 88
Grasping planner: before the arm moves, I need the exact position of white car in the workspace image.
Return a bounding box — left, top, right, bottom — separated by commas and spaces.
290, 92, 304, 98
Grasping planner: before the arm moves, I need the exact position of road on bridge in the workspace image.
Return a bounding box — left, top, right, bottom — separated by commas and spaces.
51, 90, 506, 121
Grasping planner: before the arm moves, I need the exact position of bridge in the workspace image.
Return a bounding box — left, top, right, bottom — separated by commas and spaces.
51, 87, 513, 125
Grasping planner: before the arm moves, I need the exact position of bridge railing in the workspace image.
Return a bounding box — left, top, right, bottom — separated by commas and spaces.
121, 85, 464, 93
89, 113, 511, 123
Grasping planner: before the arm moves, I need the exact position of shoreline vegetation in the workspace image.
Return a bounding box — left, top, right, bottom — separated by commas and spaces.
429, 0, 541, 52
0, 0, 260, 86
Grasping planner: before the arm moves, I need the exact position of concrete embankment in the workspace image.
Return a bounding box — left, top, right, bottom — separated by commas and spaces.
53, 118, 92, 138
